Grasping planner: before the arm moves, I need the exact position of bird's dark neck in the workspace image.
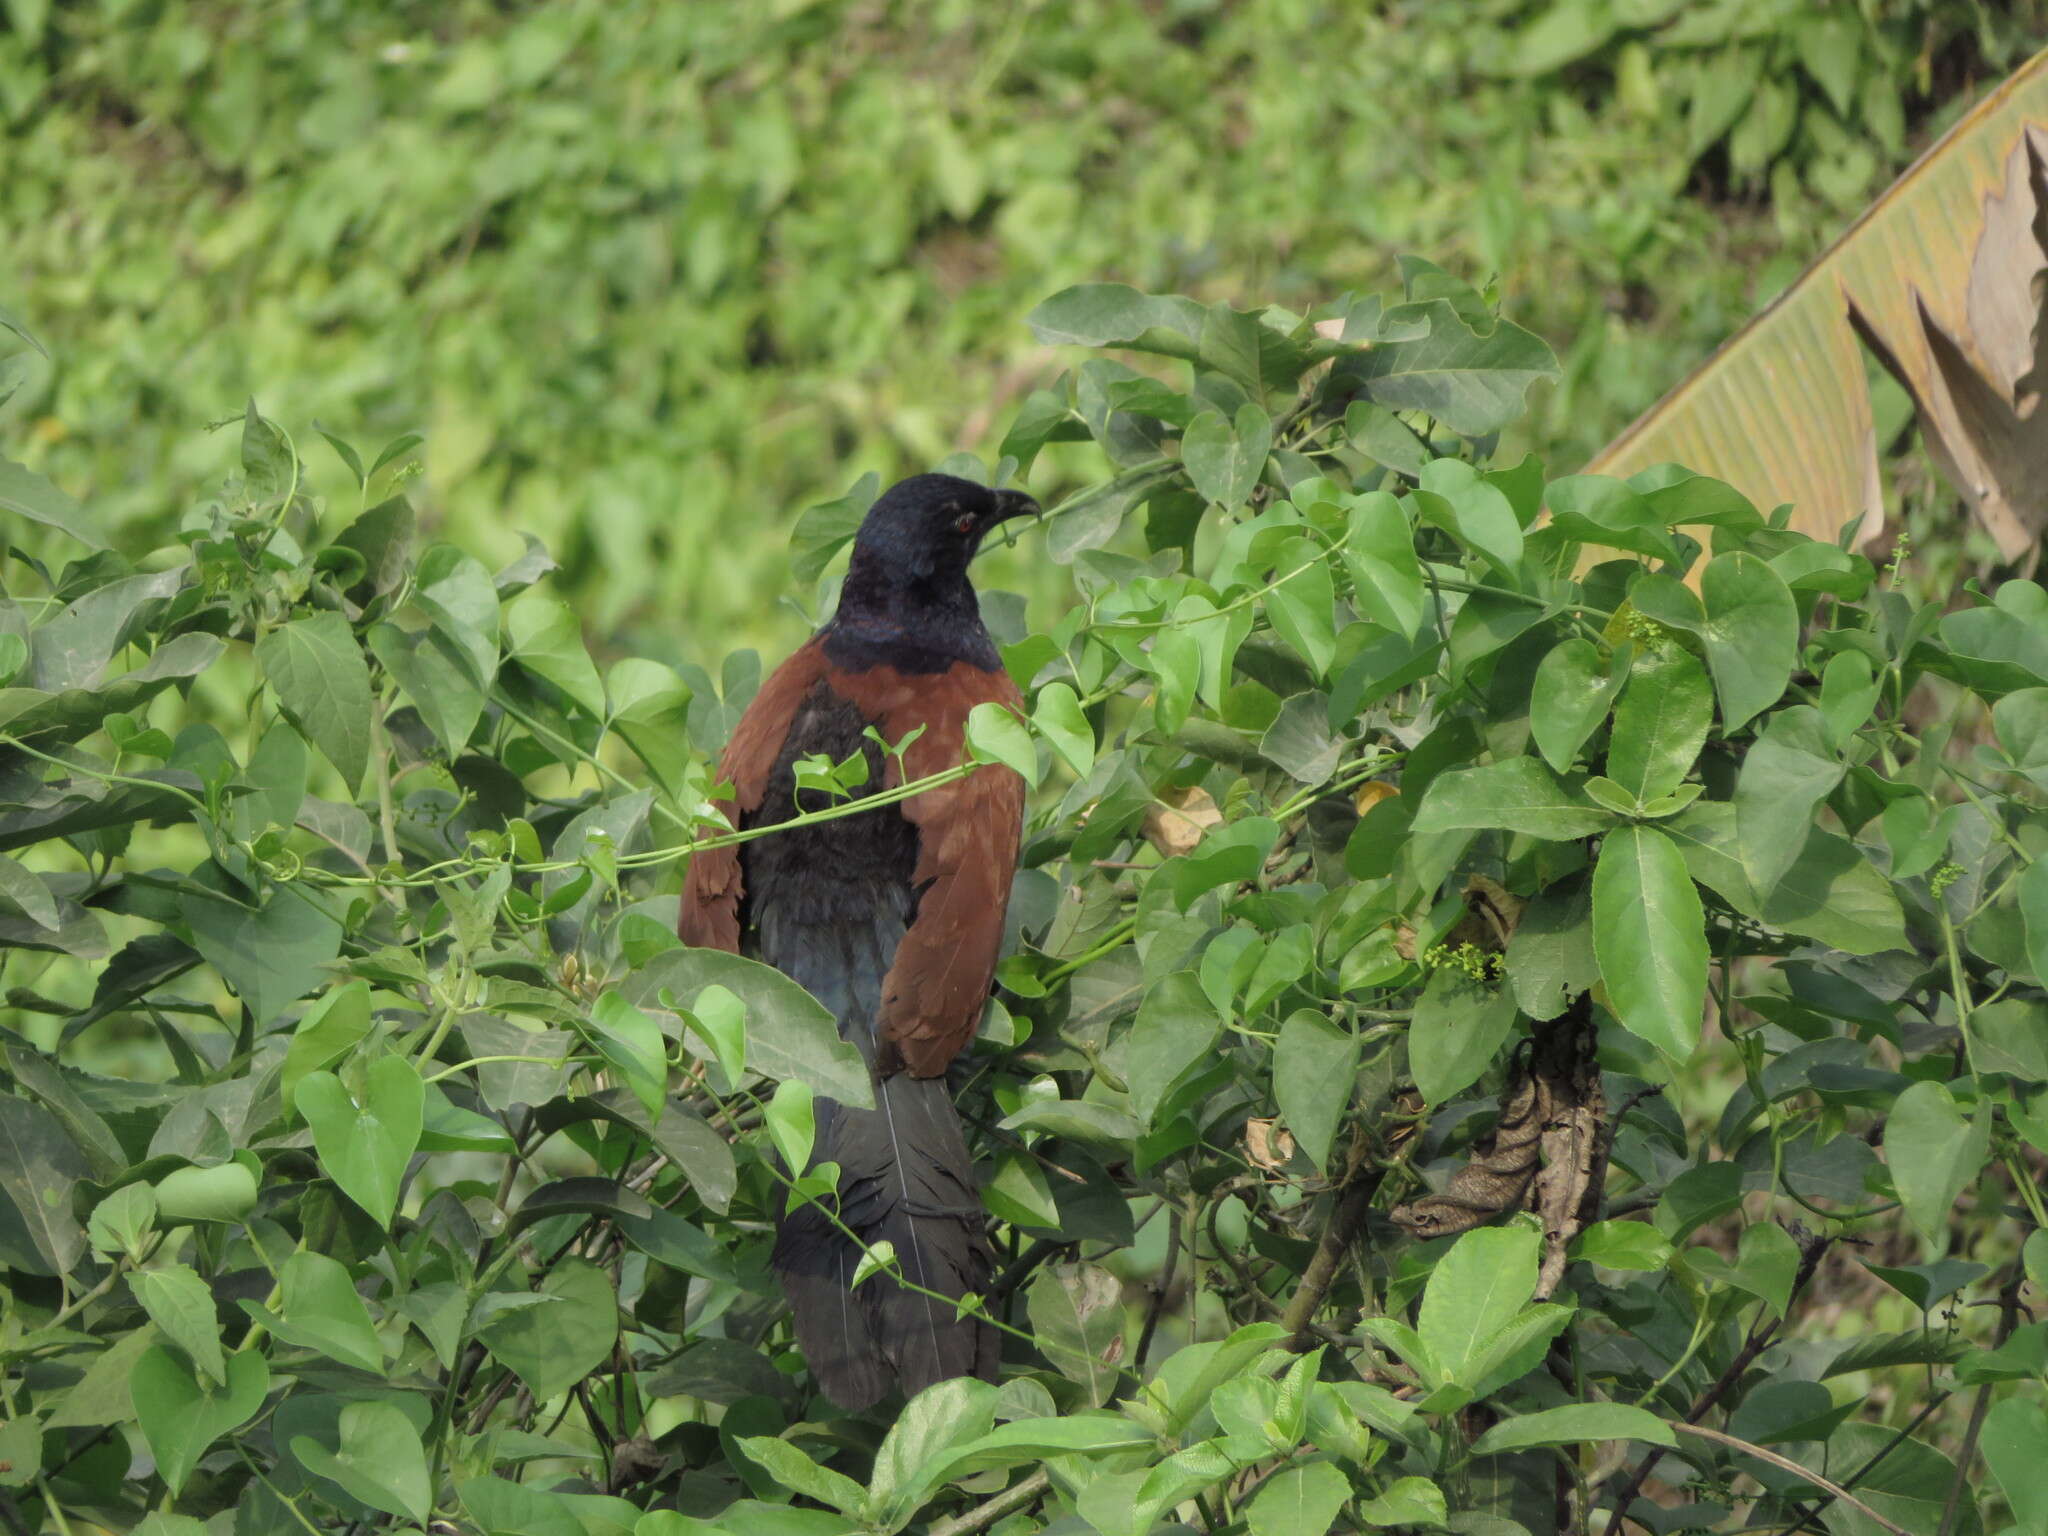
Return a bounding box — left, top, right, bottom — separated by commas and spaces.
822, 558, 1001, 675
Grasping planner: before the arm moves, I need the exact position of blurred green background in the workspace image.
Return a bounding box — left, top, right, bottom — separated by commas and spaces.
1, 0, 2036, 666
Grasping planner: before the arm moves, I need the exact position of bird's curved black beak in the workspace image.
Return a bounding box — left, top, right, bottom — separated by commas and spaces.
985, 488, 1041, 530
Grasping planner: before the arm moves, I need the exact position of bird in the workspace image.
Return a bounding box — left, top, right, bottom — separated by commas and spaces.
678, 472, 1038, 1409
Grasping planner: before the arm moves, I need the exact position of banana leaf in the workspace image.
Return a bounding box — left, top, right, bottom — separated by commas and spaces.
1587, 48, 2047, 560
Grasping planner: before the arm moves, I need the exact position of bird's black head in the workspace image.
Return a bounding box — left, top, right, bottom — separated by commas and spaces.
824, 474, 1039, 674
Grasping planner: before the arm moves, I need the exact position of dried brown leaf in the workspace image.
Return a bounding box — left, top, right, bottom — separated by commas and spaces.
1143, 785, 1222, 858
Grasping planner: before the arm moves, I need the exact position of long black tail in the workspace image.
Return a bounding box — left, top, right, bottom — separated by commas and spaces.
772, 1077, 995, 1409
756, 901, 996, 1409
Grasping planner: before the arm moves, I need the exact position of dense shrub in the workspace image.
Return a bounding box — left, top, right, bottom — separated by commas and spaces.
0, 266, 2044, 1534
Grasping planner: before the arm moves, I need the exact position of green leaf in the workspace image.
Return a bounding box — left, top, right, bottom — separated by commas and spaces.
87, 1181, 157, 1258
1732, 707, 1845, 896
131, 1263, 225, 1386
926, 1413, 1151, 1483
1182, 404, 1272, 510
1345, 400, 1431, 478
1412, 756, 1615, 839
4, 1045, 123, 1181
412, 543, 502, 690
0, 1416, 38, 1488
0, 1096, 89, 1274
1347, 299, 1560, 436
1162, 816, 1280, 910
1463, 1302, 1575, 1399
153, 1161, 258, 1224
1885, 1081, 1989, 1249
1818, 649, 1880, 746
131, 1345, 268, 1495
292, 1400, 432, 1524
1730, 1220, 1803, 1318
1593, 825, 1707, 1061
866, 1376, 1000, 1527
1125, 972, 1222, 1129
481, 1255, 618, 1404
1027, 1263, 1124, 1407
1342, 490, 1425, 639
1655, 1163, 1744, 1243
680, 982, 747, 1083
368, 620, 484, 756
187, 876, 335, 1010
1544, 476, 1680, 562
44, 1326, 157, 1429
1245, 1462, 1349, 1536
791, 473, 880, 583
1408, 968, 1519, 1106
507, 596, 606, 716
1027, 283, 1203, 358
1415, 471, 1524, 578
1983, 1396, 2048, 1531
294, 1054, 425, 1229
0, 631, 224, 745
1762, 824, 1907, 955
1031, 681, 1095, 777
1811, 1422, 1979, 1536
2019, 859, 2048, 987
255, 613, 372, 792
0, 455, 108, 548
259, 1249, 383, 1372
732, 1437, 864, 1519
1274, 1010, 1356, 1171
1570, 1220, 1673, 1272
1667, 802, 1905, 954
764, 1077, 815, 1175
1355, 1478, 1447, 1528
1264, 536, 1337, 679
0, 853, 57, 931
1697, 552, 1799, 730
607, 657, 696, 792
1607, 648, 1711, 804
1417, 1225, 1539, 1386
629, 951, 872, 1108
1470, 1403, 1676, 1455
282, 980, 372, 1111
1968, 998, 2048, 1081
583, 990, 669, 1120
1149, 625, 1198, 735
1505, 876, 1597, 1021
1531, 637, 1627, 773
964, 700, 1037, 786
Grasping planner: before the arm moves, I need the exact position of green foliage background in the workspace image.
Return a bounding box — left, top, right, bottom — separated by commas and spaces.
2, 0, 2040, 664
4, 7, 2048, 1535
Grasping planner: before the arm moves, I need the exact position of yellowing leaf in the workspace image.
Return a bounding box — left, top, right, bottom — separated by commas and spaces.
1589, 51, 2048, 558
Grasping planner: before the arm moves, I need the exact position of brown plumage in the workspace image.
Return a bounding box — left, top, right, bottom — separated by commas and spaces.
677, 473, 1036, 1408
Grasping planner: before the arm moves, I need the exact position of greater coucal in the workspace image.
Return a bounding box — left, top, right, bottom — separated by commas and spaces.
679, 473, 1037, 1409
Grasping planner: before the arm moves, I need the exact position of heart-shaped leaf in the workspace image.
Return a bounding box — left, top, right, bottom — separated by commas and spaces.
480, 1256, 617, 1404
294, 1055, 425, 1229
132, 1345, 269, 1494
292, 1400, 431, 1524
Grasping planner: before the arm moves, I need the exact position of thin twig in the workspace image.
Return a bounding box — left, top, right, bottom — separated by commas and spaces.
926, 1468, 1051, 1536
1767, 1391, 1952, 1536
1134, 1208, 1184, 1372
1670, 1424, 1912, 1536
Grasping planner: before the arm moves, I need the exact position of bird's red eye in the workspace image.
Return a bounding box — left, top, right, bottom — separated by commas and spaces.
954, 513, 976, 534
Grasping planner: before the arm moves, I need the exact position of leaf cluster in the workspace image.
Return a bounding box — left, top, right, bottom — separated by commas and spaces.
2, 267, 2046, 1536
